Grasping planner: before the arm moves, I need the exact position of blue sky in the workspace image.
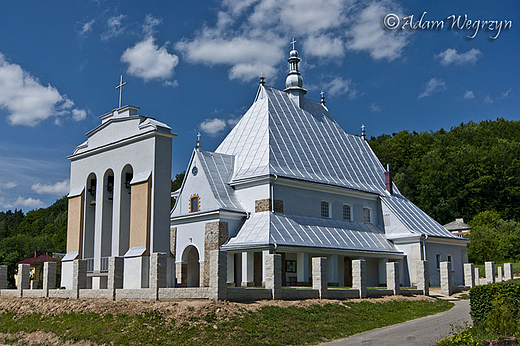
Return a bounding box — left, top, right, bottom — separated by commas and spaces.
0, 0, 518, 211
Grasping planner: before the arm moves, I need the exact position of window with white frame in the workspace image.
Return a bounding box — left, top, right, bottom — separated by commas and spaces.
363, 207, 372, 223
321, 201, 331, 218
447, 254, 453, 271
343, 204, 352, 221
436, 253, 441, 270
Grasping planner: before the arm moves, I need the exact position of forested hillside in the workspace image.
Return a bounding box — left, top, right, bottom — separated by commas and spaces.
0, 197, 67, 285
369, 118, 520, 225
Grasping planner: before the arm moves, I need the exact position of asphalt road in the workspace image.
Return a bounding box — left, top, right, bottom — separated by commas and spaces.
319, 300, 471, 346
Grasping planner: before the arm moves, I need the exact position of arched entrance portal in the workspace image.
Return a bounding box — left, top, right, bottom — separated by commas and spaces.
182, 246, 200, 287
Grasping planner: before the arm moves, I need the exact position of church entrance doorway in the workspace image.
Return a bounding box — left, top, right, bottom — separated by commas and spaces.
182, 246, 200, 287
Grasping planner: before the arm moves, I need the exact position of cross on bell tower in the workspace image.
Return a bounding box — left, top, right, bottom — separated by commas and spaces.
116, 75, 127, 109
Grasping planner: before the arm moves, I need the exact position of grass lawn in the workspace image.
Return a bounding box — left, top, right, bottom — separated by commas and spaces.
474, 262, 520, 277
0, 299, 453, 346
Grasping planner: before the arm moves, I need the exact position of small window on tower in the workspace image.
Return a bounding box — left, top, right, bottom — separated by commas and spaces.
189, 194, 200, 213
363, 207, 372, 223
343, 204, 352, 221
321, 201, 331, 218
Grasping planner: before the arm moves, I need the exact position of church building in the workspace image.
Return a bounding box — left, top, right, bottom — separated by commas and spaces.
61, 47, 468, 294
171, 47, 468, 289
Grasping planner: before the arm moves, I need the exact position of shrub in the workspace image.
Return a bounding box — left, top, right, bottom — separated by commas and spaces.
470, 279, 520, 324
486, 295, 517, 335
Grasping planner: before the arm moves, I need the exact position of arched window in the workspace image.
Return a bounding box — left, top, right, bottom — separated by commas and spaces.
363, 207, 372, 224
190, 194, 200, 213
343, 204, 352, 221
320, 201, 331, 218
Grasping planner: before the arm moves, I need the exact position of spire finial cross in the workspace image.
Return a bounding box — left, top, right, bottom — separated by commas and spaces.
320, 90, 324, 98
115, 75, 127, 109
290, 38, 296, 50
197, 132, 201, 142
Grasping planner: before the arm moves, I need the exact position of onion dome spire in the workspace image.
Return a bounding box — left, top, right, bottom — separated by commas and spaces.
283, 38, 306, 106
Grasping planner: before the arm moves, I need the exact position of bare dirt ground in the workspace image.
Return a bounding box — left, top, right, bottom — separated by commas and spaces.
0, 295, 438, 346
0, 295, 436, 322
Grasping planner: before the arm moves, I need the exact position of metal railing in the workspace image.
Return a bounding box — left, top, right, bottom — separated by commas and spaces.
85, 258, 94, 273
100, 257, 109, 273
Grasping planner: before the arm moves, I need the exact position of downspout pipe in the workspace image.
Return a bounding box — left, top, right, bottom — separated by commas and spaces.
422, 234, 428, 261
271, 174, 278, 212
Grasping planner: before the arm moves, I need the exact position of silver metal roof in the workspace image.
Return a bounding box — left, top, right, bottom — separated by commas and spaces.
381, 194, 458, 238
216, 86, 398, 195
197, 150, 244, 211
223, 211, 401, 254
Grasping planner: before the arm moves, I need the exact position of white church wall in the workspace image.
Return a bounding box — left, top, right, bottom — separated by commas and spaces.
175, 220, 209, 263
171, 152, 220, 216
234, 181, 270, 214
151, 135, 173, 254
86, 117, 144, 150
273, 184, 382, 226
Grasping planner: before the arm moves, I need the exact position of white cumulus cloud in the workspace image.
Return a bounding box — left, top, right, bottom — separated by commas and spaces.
31, 180, 70, 195
463, 90, 475, 99
0, 53, 86, 126
0, 182, 17, 189
419, 78, 446, 98
199, 118, 228, 136
320, 76, 358, 98
0, 196, 44, 210
346, 1, 409, 61
121, 37, 179, 82
121, 15, 179, 83
176, 0, 411, 82
436, 48, 481, 66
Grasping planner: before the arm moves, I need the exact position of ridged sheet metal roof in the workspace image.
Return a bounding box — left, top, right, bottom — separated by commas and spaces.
223, 212, 401, 253
197, 150, 244, 211
216, 86, 397, 195
381, 194, 458, 238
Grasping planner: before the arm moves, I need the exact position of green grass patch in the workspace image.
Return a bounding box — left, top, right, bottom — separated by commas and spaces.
0, 300, 453, 346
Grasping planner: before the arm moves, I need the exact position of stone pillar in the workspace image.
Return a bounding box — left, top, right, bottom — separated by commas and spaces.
43, 262, 57, 297
463, 263, 475, 288
0, 265, 7, 289
17, 263, 30, 297
265, 254, 282, 299
312, 257, 328, 298
440, 261, 452, 296
108, 257, 124, 290
176, 262, 187, 287
209, 250, 227, 301
72, 259, 87, 299
241, 252, 254, 287
416, 260, 429, 296
352, 259, 367, 298
150, 253, 167, 301
485, 261, 495, 284
497, 266, 503, 282
204, 222, 228, 287
297, 252, 309, 285
474, 267, 481, 286
386, 262, 400, 295
504, 263, 513, 281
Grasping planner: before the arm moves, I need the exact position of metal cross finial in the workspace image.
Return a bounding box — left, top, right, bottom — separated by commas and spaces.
115, 75, 127, 109
320, 90, 324, 97
197, 132, 201, 142
361, 124, 366, 140
290, 38, 296, 50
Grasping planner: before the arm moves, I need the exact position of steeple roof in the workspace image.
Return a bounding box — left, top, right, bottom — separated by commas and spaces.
216, 85, 393, 195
